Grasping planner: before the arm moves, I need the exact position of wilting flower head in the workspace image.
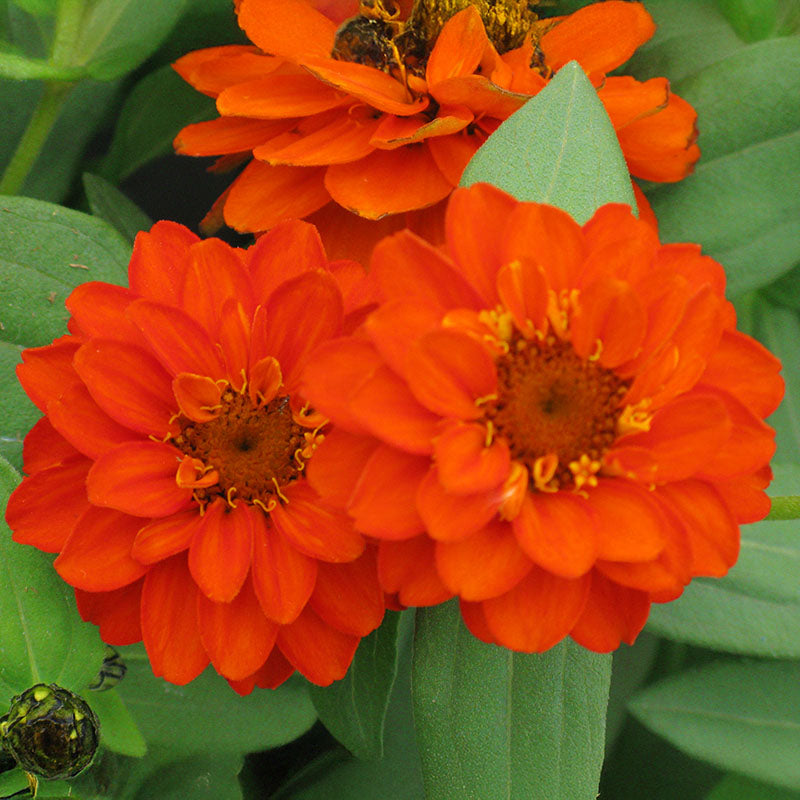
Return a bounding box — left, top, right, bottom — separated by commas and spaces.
301, 183, 783, 653
5, 220, 384, 691
173, 0, 699, 254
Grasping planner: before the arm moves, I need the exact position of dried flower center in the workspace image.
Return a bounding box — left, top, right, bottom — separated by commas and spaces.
172, 390, 310, 510
332, 0, 542, 77
484, 336, 629, 491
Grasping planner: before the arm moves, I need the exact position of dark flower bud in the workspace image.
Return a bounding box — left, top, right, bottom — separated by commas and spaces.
0, 684, 99, 780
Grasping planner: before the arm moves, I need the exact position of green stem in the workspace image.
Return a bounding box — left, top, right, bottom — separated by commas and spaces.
51, 0, 87, 67
0, 80, 73, 196
766, 496, 800, 521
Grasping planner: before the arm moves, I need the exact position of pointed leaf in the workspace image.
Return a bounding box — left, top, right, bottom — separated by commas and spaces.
83, 173, 152, 244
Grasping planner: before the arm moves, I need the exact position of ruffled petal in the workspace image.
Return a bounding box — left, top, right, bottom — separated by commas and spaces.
271, 481, 365, 562
128, 221, 198, 305
197, 575, 279, 680
22, 417, 80, 474
87, 441, 192, 518
75, 580, 144, 645
512, 491, 597, 578
370, 106, 472, 149
172, 45, 280, 96
377, 536, 454, 606
55, 507, 147, 591
568, 571, 650, 651
217, 74, 347, 118
426, 6, 489, 85
277, 605, 360, 685
188, 500, 254, 602
310, 549, 385, 636
305, 428, 378, 507
141, 555, 209, 684
228, 646, 295, 694
7, 458, 91, 552
713, 467, 772, 524
175, 117, 295, 156
65, 282, 144, 345
132, 510, 202, 564
435, 519, 533, 601
481, 566, 590, 652
17, 338, 81, 413
347, 445, 428, 539
251, 513, 318, 624
434, 422, 510, 493
496, 258, 549, 337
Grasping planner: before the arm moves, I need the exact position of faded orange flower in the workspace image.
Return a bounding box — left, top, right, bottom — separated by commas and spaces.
301, 183, 783, 652
5, 220, 384, 692
173, 0, 698, 258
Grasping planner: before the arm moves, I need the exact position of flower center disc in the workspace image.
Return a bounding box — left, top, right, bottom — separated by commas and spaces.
485, 338, 629, 489
175, 391, 306, 506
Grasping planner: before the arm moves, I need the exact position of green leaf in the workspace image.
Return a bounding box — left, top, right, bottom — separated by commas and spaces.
644, 39, 800, 295
74, 0, 188, 81
85, 688, 147, 758
131, 754, 243, 800
0, 454, 106, 697
716, 0, 779, 41
0, 340, 38, 471
82, 173, 152, 244
708, 774, 800, 800
461, 61, 634, 223
0, 195, 130, 347
629, 660, 800, 791
0, 769, 29, 797
8, 0, 56, 15
101, 64, 216, 181
412, 600, 610, 800
309, 611, 401, 760
115, 644, 317, 757
763, 265, 800, 312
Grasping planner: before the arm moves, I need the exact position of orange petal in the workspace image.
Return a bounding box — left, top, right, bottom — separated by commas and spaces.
172, 45, 280, 96
427, 128, 482, 185
197, 575, 279, 680
73, 340, 176, 437
277, 605, 360, 685
188, 500, 254, 602
247, 217, 329, 299
66, 282, 143, 345
141, 554, 209, 684
459, 599, 500, 645
325, 145, 452, 219
305, 428, 378, 507
430, 74, 529, 117
371, 106, 472, 149
570, 277, 647, 368
416, 466, 502, 542
254, 106, 381, 165
237, 0, 337, 59
55, 507, 147, 591
590, 479, 665, 563
75, 580, 144, 645
713, 467, 772, 524
172, 373, 223, 423
252, 516, 318, 624
435, 519, 532, 601
699, 329, 784, 418
228, 646, 295, 694
347, 445, 428, 539
496, 258, 549, 336
513, 491, 597, 578
247, 356, 283, 408
6, 458, 91, 552
302, 55, 429, 116
260, 269, 343, 388
22, 417, 80, 474
599, 75, 669, 131
349, 364, 440, 454
175, 117, 297, 156
87, 441, 192, 517
128, 221, 198, 305
217, 74, 347, 118
17, 337, 81, 414
224, 161, 329, 233
371, 228, 482, 309
540, 1, 656, 75
48, 381, 138, 460
310, 549, 385, 636
271, 481, 365, 562
377, 536, 454, 606
568, 570, 650, 651
132, 510, 202, 565
434, 422, 510, 494
426, 6, 489, 85
481, 566, 590, 651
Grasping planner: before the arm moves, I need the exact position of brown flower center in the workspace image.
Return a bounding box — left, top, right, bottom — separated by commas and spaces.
332, 0, 543, 77
172, 390, 310, 510
484, 336, 629, 491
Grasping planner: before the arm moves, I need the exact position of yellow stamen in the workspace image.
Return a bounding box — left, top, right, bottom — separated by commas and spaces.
532, 453, 559, 492
617, 401, 653, 436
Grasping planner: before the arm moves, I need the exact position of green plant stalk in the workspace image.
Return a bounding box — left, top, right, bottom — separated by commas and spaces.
0, 0, 87, 196
766, 495, 800, 520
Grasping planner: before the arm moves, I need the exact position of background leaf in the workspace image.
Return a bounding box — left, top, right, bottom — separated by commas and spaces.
85, 688, 148, 759
629, 660, 800, 791
707, 773, 800, 800
309, 611, 401, 760
83, 172, 152, 244
412, 600, 610, 800
461, 60, 635, 223
0, 340, 37, 470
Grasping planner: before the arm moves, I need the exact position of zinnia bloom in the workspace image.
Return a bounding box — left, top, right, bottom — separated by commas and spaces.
301, 183, 783, 653
173, 0, 699, 257
5, 220, 384, 691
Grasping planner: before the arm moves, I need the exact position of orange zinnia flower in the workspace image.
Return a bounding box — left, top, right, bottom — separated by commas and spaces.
173, 0, 699, 256
301, 183, 783, 653
5, 220, 384, 691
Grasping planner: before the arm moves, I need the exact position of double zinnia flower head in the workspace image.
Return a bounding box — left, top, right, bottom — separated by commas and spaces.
6, 183, 783, 685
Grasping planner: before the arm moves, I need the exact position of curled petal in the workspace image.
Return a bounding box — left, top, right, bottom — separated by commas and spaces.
434, 422, 510, 494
